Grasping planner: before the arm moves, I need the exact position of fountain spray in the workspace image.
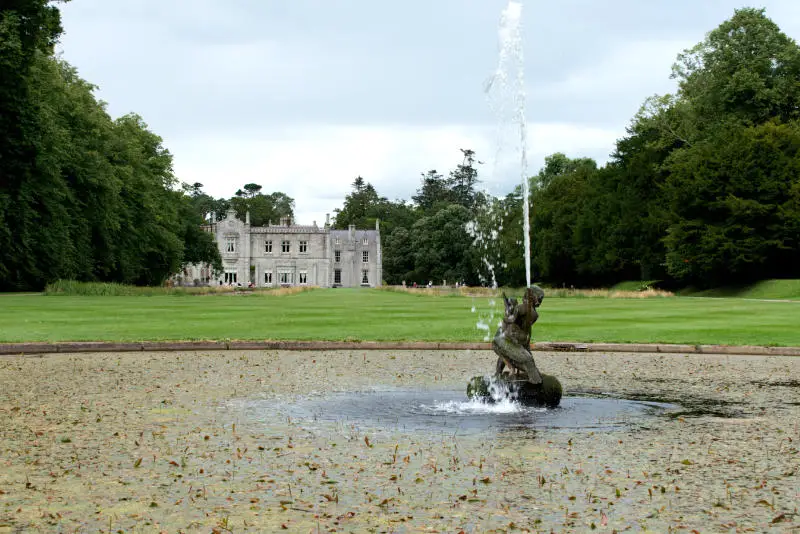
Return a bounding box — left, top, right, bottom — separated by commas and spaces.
486, 1, 531, 288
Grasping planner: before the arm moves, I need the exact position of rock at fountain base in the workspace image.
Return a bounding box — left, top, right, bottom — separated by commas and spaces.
466, 374, 562, 408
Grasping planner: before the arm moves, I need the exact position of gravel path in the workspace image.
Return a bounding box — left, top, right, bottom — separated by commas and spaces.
1, 350, 798, 532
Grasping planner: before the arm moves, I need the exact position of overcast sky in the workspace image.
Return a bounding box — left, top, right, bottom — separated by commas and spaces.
57, 1, 800, 225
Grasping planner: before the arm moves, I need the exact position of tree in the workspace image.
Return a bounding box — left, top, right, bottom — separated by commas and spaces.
664, 120, 800, 286
447, 148, 481, 209
653, 8, 800, 286
529, 155, 598, 285
575, 117, 675, 283
489, 189, 526, 287
411, 204, 480, 285
412, 170, 452, 213
176, 192, 222, 274
239, 183, 263, 198
229, 184, 294, 226
382, 227, 415, 285
0, 1, 69, 289
672, 8, 800, 132
333, 178, 386, 229
411, 150, 482, 213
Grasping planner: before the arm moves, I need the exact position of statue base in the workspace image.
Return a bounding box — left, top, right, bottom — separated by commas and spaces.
466, 373, 562, 408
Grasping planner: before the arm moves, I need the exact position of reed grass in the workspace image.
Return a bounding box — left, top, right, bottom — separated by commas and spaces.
378, 285, 673, 299
44, 280, 316, 297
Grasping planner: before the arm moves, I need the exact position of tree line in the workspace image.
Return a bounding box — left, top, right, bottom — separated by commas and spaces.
0, 2, 298, 291
3, 5, 798, 291
0, 1, 224, 290
335, 8, 800, 289
524, 8, 800, 289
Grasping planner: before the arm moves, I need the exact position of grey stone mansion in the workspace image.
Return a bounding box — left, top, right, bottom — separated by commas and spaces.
182, 209, 382, 288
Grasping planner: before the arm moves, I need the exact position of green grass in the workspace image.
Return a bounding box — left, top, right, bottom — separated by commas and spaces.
680, 279, 800, 300
1, 288, 799, 346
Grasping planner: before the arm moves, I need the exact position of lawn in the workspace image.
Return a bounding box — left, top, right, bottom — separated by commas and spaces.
1, 288, 799, 346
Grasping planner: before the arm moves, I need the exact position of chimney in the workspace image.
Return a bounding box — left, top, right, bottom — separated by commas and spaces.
325, 213, 330, 227
280, 216, 289, 227
245, 211, 251, 225
349, 224, 355, 240
375, 218, 380, 231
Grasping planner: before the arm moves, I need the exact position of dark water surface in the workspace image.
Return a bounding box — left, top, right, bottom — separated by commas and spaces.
239, 390, 678, 435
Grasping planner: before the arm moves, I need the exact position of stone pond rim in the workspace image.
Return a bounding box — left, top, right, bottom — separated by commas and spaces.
466, 374, 563, 408
2, 340, 800, 356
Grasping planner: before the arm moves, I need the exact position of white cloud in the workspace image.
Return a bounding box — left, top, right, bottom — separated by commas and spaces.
530, 39, 690, 116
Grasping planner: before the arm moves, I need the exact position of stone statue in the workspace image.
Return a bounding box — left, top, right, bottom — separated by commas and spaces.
492, 286, 545, 385
467, 284, 561, 407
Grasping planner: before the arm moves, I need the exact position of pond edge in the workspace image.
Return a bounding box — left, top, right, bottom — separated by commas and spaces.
1, 340, 799, 356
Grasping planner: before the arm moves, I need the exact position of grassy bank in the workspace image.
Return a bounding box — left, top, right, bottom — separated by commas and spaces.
1, 288, 799, 346
679, 279, 800, 300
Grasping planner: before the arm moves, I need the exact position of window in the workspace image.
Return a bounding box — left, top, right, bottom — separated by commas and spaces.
334, 237, 341, 245
224, 271, 237, 284
334, 250, 341, 263
279, 272, 293, 285
264, 272, 272, 285
299, 271, 307, 285
299, 241, 308, 253
225, 237, 237, 253
363, 237, 369, 245
281, 240, 290, 253
334, 269, 342, 285
361, 270, 369, 285
362, 251, 369, 263
265, 240, 272, 253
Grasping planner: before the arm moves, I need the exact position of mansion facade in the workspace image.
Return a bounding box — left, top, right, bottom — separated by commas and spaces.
185, 209, 382, 288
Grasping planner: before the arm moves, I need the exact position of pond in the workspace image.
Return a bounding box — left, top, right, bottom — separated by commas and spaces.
236, 389, 679, 435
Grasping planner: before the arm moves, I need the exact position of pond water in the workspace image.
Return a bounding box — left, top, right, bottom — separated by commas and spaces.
237, 389, 678, 435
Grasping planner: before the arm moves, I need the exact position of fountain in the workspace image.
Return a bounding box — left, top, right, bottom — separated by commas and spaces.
232, 1, 686, 437
467, 1, 563, 406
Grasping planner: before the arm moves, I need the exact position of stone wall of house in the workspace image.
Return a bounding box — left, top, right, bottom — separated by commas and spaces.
329, 225, 380, 288
184, 210, 381, 288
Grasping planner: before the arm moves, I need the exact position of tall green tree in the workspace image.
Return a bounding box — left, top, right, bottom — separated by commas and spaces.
229, 185, 294, 226
672, 8, 800, 133
657, 8, 800, 286
333, 177, 385, 229
664, 120, 800, 286
0, 1, 68, 289
529, 154, 598, 285
411, 204, 480, 285
382, 227, 415, 285
176, 191, 222, 275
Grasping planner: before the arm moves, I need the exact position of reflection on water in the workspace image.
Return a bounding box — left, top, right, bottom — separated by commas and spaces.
237, 390, 677, 436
